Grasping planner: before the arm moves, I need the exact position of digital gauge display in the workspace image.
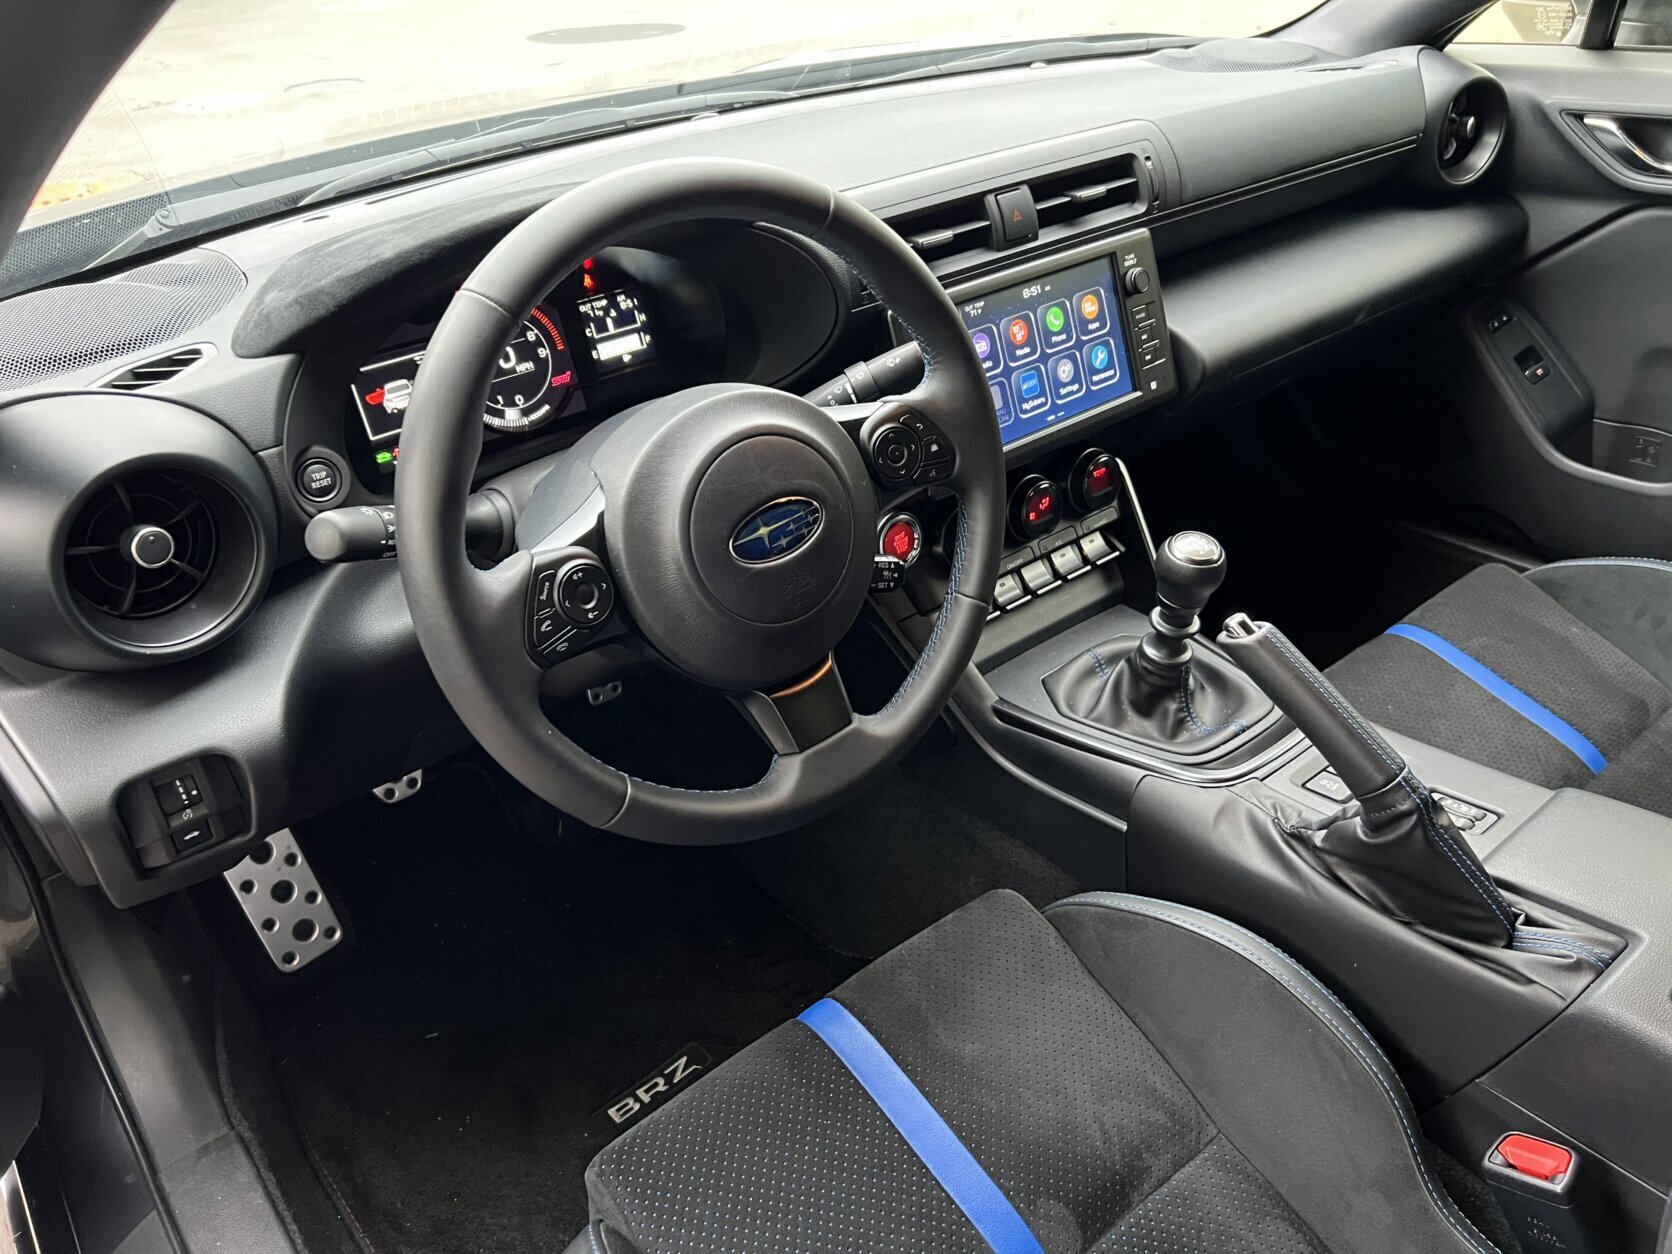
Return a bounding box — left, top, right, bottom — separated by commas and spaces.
576, 287, 657, 375
351, 305, 582, 448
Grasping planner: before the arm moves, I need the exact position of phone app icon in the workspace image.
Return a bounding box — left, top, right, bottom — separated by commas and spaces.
1048, 352, 1085, 403
989, 379, 1013, 426
1014, 367, 1049, 415
1037, 299, 1074, 352
1084, 337, 1121, 388
1003, 312, 1040, 365
970, 323, 1001, 376
1074, 287, 1111, 337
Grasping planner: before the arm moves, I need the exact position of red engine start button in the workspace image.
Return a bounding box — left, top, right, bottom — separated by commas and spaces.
880, 515, 923, 565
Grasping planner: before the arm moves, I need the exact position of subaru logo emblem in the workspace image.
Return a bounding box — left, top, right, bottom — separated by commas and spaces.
729, 497, 823, 564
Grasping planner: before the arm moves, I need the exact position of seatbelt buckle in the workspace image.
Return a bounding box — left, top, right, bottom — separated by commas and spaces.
1482, 1132, 1592, 1253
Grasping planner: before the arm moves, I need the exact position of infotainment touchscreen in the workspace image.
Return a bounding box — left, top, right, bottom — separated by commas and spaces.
957, 255, 1134, 447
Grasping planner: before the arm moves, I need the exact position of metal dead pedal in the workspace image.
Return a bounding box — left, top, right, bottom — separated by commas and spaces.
223, 829, 344, 971
373, 768, 422, 804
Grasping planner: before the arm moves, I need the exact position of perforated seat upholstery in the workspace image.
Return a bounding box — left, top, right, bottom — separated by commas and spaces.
570, 890, 1500, 1254
1330, 559, 1672, 815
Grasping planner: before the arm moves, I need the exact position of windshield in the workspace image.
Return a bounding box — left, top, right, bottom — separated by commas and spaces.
9, 0, 1318, 295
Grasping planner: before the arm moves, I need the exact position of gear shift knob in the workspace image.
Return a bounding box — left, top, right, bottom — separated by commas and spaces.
1153, 531, 1227, 630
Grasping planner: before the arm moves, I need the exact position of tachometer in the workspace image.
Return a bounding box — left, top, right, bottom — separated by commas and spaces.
483, 306, 577, 433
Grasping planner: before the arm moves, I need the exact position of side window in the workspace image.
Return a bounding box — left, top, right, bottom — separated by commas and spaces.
1458, 0, 1672, 46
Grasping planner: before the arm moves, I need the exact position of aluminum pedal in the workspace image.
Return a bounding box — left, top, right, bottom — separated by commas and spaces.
373, 768, 423, 804
223, 829, 343, 971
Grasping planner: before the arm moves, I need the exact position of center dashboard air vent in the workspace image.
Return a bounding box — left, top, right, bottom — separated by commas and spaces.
65, 470, 219, 618
888, 152, 1150, 268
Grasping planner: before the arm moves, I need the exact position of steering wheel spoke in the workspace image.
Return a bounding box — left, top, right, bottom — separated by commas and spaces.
733, 655, 854, 755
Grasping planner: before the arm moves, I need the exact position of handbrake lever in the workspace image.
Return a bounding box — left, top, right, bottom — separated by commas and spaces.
1218, 612, 1515, 947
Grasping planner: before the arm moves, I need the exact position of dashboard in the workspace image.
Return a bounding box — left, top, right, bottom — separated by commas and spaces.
0, 36, 1527, 909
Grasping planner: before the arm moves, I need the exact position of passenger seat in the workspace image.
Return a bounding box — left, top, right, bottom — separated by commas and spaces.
1328, 558, 1672, 817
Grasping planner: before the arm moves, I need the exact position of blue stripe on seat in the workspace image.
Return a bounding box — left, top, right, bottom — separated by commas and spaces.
1384, 623, 1607, 774
797, 998, 1044, 1254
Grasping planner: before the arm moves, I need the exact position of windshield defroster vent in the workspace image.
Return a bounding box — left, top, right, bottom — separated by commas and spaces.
96, 343, 214, 391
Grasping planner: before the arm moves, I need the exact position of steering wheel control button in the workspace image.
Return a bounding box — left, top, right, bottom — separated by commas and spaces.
525, 554, 612, 664
869, 424, 921, 484
296, 457, 342, 503
1009, 476, 1063, 542
1071, 449, 1121, 512
556, 560, 614, 627
533, 569, 558, 616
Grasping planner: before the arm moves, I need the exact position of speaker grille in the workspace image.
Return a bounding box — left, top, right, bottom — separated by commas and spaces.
0, 249, 244, 393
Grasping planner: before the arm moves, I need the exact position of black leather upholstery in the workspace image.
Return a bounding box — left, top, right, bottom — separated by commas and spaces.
579, 890, 1501, 1253
1330, 559, 1672, 817
1042, 635, 1272, 753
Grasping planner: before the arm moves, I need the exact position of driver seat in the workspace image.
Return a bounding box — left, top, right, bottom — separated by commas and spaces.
565, 890, 1501, 1254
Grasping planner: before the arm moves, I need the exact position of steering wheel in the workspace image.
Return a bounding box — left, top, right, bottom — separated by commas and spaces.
397, 158, 1003, 844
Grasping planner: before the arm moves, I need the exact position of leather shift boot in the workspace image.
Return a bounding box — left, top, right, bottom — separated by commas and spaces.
1042, 636, 1272, 753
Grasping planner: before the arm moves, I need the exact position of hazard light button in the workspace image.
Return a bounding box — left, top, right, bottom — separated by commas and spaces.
991, 188, 1039, 246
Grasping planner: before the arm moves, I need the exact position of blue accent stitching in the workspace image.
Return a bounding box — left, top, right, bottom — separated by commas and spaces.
588, 1223, 603, 1254
1514, 929, 1614, 966
1512, 939, 1607, 970
1049, 894, 1501, 1254
798, 998, 1045, 1254
1087, 646, 1110, 680
1383, 623, 1607, 775
1262, 626, 1515, 931
1178, 662, 1249, 737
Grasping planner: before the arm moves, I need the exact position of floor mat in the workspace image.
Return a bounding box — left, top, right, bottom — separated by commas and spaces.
256, 762, 860, 1253
728, 770, 1081, 958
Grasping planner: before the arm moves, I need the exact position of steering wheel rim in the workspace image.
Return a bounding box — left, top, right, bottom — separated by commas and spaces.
396, 157, 1003, 844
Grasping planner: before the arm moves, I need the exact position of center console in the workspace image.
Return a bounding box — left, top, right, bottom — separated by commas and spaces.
856, 227, 1672, 1251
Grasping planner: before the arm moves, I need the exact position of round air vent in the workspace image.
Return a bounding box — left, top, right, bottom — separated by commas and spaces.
1437, 83, 1506, 185
1416, 53, 1509, 189
1441, 89, 1484, 169
65, 470, 220, 619
0, 391, 275, 671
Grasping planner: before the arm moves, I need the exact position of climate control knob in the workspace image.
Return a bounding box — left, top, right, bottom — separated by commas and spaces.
1070, 449, 1121, 513
1009, 475, 1063, 542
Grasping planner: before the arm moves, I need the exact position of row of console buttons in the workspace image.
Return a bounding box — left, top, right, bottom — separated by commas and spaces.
991, 519, 1123, 616
1303, 769, 1498, 833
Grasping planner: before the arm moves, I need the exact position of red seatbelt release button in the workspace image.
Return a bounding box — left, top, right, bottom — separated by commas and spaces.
1492, 1133, 1574, 1183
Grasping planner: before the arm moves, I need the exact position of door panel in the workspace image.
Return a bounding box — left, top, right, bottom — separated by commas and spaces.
1410, 42, 1672, 554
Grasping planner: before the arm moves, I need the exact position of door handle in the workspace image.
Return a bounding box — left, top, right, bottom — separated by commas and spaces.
1581, 113, 1672, 178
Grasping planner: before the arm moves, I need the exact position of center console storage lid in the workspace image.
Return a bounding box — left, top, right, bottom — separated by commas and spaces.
1481, 788, 1672, 1194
